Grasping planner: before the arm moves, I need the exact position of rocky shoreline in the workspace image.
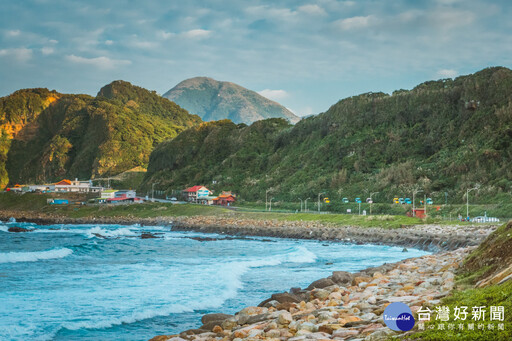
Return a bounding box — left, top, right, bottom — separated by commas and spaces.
1, 211, 497, 340
0, 211, 495, 252
150, 247, 473, 341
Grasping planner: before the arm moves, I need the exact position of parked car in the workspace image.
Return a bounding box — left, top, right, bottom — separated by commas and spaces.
342, 197, 349, 203
393, 197, 399, 204
404, 198, 412, 204
399, 198, 405, 204
355, 197, 362, 203
426, 197, 433, 205
366, 198, 373, 203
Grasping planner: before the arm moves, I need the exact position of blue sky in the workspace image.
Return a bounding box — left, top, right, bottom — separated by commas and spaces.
1, 0, 511, 116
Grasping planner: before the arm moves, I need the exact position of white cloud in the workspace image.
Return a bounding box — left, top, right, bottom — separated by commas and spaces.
258, 89, 289, 101
130, 40, 158, 49
6, 30, 21, 37
0, 48, 32, 62
335, 15, 375, 30
158, 31, 175, 40
436, 69, 458, 78
298, 4, 327, 16
49, 39, 58, 44
182, 29, 212, 39
105, 40, 113, 45
66, 55, 131, 69
41, 47, 54, 55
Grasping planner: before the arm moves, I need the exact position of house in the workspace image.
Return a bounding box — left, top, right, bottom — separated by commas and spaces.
54, 179, 103, 193
197, 195, 217, 205
213, 192, 236, 206
106, 190, 141, 203
100, 189, 118, 199
183, 186, 212, 202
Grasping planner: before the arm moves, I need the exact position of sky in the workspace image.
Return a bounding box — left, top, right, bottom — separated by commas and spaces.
1, 0, 511, 117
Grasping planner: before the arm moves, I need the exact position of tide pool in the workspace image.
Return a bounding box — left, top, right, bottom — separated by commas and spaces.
0, 220, 428, 340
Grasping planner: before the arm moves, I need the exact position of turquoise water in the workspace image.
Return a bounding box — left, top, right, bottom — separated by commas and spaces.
0, 220, 428, 340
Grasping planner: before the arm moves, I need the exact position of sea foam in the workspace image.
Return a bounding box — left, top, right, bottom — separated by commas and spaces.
0, 248, 73, 263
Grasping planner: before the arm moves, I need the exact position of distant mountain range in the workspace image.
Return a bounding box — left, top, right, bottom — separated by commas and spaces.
163, 77, 300, 125
143, 67, 512, 203
0, 81, 201, 187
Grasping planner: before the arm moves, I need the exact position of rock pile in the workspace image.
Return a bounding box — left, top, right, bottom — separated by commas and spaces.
150, 247, 471, 341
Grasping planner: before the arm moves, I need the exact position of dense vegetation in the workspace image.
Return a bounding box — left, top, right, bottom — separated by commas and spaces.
163, 77, 300, 124
144, 67, 512, 206
0, 88, 61, 188
1, 81, 201, 185
414, 221, 512, 340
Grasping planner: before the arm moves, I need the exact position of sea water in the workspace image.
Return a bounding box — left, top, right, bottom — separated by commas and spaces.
0, 220, 428, 340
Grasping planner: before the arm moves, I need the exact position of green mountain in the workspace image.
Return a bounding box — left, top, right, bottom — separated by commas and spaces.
162, 77, 300, 125
1, 81, 201, 186
143, 67, 512, 204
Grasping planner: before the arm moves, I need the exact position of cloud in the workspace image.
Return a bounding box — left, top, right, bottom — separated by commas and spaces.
105, 40, 113, 45
41, 47, 54, 55
298, 4, 327, 16
258, 89, 289, 101
5, 30, 21, 37
158, 31, 175, 40
335, 15, 375, 30
49, 39, 58, 44
0, 48, 32, 62
436, 69, 458, 78
66, 55, 131, 69
182, 29, 212, 39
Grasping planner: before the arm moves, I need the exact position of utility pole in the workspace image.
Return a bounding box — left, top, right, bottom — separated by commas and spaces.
299, 198, 303, 212
265, 189, 271, 211
269, 197, 274, 211
305, 197, 310, 212
424, 194, 427, 218
152, 183, 157, 202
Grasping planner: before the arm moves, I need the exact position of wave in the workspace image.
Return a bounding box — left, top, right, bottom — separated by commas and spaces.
0, 248, 73, 263
56, 246, 316, 333
85, 226, 138, 239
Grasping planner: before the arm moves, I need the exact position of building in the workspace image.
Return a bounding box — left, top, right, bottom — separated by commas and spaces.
106, 190, 141, 203
213, 192, 236, 206
54, 179, 103, 193
100, 189, 118, 199
183, 186, 212, 202
197, 195, 217, 205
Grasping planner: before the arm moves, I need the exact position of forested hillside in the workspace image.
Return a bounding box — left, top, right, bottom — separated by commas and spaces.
1, 81, 201, 185
143, 67, 512, 204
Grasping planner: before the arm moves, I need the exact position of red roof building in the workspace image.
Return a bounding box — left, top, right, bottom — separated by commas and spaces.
213, 193, 236, 206
182, 186, 212, 202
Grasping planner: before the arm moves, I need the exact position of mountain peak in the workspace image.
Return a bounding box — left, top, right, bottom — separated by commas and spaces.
163, 77, 300, 124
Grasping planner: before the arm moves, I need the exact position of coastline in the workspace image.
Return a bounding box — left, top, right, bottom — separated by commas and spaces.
0, 210, 495, 252
1, 211, 499, 340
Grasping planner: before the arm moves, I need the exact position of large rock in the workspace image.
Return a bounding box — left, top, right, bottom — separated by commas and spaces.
201, 313, 233, 325
306, 278, 335, 290
331, 271, 352, 285
259, 292, 301, 307
8, 226, 33, 232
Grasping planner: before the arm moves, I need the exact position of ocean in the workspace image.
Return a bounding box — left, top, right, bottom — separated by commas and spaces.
0, 220, 428, 340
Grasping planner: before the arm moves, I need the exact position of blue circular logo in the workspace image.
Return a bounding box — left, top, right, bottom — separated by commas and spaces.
383, 302, 415, 331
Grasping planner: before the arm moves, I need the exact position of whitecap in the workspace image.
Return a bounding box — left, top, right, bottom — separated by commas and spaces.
0, 248, 73, 263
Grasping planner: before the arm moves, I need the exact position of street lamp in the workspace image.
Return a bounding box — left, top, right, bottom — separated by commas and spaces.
269, 197, 274, 212
298, 198, 303, 212
318, 192, 326, 213
466, 185, 479, 220
412, 189, 423, 217
152, 183, 158, 202
305, 197, 311, 212
265, 189, 271, 211
370, 192, 379, 215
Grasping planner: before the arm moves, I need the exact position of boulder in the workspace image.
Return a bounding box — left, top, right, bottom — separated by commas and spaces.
331, 271, 352, 285
201, 313, 233, 325
8, 226, 33, 233
259, 292, 301, 306
141, 232, 159, 239
278, 311, 293, 325
306, 278, 335, 290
